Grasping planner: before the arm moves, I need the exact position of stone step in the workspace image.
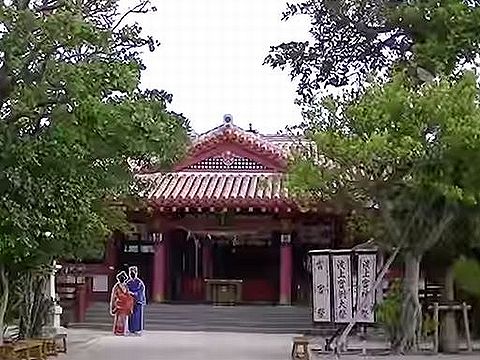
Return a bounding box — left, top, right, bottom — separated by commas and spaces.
87, 304, 311, 313
74, 302, 339, 335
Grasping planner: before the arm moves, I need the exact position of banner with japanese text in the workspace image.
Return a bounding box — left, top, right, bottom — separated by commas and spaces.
331, 253, 353, 323
312, 253, 331, 322
356, 252, 377, 323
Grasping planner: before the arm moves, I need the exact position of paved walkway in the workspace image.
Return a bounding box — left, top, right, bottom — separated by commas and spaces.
62, 329, 294, 360
61, 329, 479, 360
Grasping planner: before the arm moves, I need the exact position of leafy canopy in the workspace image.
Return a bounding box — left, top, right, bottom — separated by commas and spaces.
0, 0, 188, 268
289, 72, 480, 248
265, 0, 480, 106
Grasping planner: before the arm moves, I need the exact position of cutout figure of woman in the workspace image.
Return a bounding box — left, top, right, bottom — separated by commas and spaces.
110, 271, 134, 336
127, 266, 146, 335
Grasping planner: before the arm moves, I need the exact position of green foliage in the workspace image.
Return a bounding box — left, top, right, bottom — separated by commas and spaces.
266, 0, 480, 107
376, 279, 403, 348
0, 2, 188, 341
277, 0, 480, 353
453, 257, 480, 297
421, 313, 438, 339
289, 71, 480, 249
0, 0, 188, 271
389, 0, 480, 76
344, 210, 382, 247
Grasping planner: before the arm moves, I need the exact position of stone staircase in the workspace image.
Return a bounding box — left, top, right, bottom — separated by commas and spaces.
70, 302, 339, 335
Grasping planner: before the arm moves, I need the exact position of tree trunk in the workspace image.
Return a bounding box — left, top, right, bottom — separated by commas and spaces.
401, 253, 422, 352
0, 264, 9, 346
440, 264, 459, 353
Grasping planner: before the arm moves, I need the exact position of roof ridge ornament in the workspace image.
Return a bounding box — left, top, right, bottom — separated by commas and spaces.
223, 114, 233, 125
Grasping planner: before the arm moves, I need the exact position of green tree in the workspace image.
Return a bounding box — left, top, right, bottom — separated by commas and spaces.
0, 0, 188, 342
270, 0, 480, 353
288, 72, 480, 351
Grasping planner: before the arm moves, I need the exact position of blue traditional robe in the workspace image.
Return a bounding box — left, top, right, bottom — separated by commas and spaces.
127, 277, 146, 333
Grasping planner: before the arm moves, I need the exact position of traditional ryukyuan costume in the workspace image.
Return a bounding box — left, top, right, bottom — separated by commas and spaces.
110, 271, 134, 336
127, 266, 146, 335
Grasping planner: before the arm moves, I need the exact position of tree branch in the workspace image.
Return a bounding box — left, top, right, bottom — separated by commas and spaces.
420, 204, 455, 253
35, 0, 65, 13
112, 0, 150, 31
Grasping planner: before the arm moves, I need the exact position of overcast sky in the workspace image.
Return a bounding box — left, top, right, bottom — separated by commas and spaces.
128, 0, 310, 134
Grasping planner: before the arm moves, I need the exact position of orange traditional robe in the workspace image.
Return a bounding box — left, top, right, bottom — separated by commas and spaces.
110, 283, 134, 336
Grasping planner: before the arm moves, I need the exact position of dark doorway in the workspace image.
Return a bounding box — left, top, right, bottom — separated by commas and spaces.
168, 229, 204, 302
117, 240, 154, 301
212, 236, 280, 303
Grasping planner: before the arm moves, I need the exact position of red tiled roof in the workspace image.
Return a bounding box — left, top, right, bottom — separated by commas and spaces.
140, 172, 292, 209
185, 123, 289, 169
135, 121, 323, 212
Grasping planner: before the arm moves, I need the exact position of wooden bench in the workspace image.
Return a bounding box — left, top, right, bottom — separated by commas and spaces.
0, 337, 60, 360
291, 336, 310, 360
32, 338, 57, 357
0, 345, 15, 360
9, 340, 45, 360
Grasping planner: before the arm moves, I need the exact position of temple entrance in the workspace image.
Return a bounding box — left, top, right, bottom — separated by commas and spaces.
169, 229, 202, 302
212, 236, 280, 303
168, 228, 281, 303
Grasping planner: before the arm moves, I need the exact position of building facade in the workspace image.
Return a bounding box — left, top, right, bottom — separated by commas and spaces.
59, 118, 344, 308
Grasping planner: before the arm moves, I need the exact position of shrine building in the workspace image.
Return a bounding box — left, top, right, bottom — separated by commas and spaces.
61, 116, 345, 309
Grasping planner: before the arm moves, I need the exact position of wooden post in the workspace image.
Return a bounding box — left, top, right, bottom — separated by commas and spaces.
462, 302, 472, 352
152, 234, 167, 303
76, 284, 87, 323
279, 234, 293, 305
433, 302, 439, 354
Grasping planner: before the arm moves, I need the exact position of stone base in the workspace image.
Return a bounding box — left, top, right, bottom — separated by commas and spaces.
152, 293, 166, 303
279, 296, 292, 306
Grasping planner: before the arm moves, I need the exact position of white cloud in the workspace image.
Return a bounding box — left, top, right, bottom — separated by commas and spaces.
125, 0, 311, 133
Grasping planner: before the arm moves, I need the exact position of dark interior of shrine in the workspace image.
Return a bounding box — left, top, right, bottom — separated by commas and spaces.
115, 221, 333, 304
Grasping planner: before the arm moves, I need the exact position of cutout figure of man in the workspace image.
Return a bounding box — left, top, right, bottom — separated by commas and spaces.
126, 266, 146, 335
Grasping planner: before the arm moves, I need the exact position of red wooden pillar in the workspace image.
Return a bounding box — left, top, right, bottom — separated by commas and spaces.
76, 284, 87, 322
152, 233, 168, 303
279, 234, 293, 305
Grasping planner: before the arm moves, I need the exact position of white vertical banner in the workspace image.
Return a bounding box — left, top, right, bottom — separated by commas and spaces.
312, 253, 331, 322
356, 252, 377, 323
332, 252, 353, 323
